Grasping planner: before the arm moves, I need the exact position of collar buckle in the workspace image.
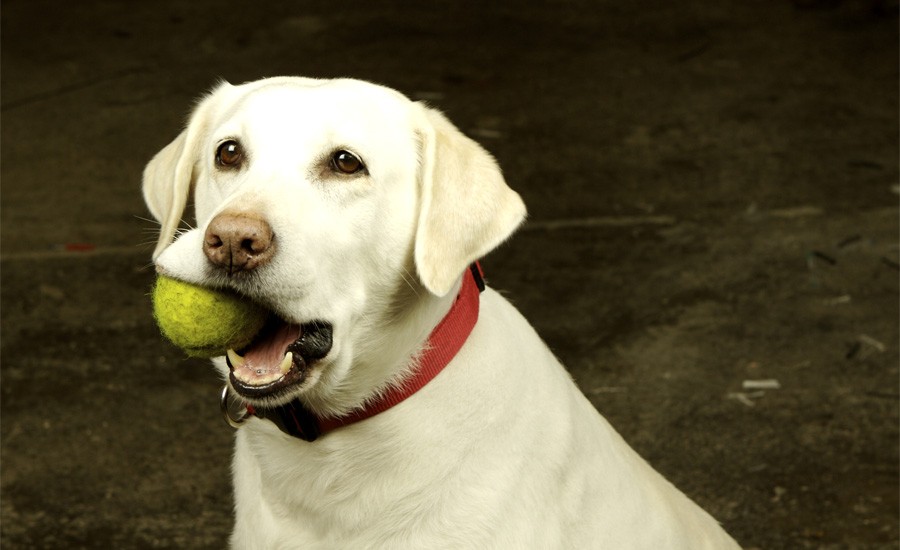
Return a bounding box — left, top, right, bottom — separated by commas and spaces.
257, 399, 321, 442
220, 385, 250, 428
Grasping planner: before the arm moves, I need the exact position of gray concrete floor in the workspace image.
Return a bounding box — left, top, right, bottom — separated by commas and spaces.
2, 1, 898, 548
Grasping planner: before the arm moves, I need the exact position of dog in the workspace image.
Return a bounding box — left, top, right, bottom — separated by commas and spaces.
143, 76, 741, 549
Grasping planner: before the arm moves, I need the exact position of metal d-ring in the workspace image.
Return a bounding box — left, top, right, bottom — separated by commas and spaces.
220, 385, 250, 428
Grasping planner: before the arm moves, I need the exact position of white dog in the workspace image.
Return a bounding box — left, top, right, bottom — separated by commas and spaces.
143, 76, 740, 549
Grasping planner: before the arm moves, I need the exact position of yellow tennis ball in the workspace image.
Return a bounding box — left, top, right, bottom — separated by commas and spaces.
152, 275, 269, 358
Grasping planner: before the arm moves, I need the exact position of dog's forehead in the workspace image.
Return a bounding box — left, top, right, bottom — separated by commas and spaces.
219, 79, 414, 134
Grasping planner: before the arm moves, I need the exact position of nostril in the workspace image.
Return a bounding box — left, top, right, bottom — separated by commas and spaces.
241, 237, 260, 253
206, 234, 224, 249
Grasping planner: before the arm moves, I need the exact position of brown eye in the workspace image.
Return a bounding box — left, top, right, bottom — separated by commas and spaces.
332, 150, 364, 174
216, 140, 243, 167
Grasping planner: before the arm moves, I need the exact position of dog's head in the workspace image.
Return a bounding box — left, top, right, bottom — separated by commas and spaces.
143, 77, 525, 412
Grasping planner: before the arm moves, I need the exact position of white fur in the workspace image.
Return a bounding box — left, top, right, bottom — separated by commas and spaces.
143, 77, 740, 549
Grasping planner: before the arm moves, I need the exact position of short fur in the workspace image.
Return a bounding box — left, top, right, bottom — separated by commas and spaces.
143, 76, 740, 549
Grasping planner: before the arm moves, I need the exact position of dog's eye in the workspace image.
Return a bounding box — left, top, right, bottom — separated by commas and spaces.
331, 150, 365, 175
216, 140, 244, 167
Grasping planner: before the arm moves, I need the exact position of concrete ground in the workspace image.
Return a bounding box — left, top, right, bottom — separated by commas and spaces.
1, 1, 897, 548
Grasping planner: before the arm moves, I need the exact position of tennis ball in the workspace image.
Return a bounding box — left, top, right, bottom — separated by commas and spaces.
152, 275, 269, 358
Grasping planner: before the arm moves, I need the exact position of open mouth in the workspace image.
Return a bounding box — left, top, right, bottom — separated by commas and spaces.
226, 317, 333, 400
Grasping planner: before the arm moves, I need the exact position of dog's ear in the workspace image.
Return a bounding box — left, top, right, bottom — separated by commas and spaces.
142, 83, 229, 260
414, 106, 527, 296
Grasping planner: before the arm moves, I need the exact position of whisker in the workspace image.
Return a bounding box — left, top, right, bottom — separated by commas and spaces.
400, 267, 420, 297
134, 215, 160, 226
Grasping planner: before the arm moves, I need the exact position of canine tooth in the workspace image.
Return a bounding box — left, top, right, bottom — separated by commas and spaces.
280, 352, 293, 374
227, 349, 245, 368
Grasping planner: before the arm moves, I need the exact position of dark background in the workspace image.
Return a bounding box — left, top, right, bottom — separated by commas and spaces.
2, 1, 898, 548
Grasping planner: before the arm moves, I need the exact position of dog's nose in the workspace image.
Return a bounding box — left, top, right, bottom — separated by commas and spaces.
203, 212, 275, 274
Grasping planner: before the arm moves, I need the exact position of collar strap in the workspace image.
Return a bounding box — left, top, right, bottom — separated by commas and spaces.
246, 263, 485, 441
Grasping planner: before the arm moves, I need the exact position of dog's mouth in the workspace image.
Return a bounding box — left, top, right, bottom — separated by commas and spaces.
226, 317, 333, 401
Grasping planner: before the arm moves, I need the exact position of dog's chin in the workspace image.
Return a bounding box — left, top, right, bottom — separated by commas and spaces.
226, 319, 333, 405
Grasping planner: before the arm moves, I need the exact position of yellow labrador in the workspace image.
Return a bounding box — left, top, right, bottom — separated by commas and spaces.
143, 77, 740, 549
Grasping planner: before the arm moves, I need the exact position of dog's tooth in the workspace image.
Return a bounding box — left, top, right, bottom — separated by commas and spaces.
227, 349, 245, 368
280, 352, 293, 374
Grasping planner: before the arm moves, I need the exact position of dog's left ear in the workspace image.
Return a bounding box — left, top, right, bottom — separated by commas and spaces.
414, 105, 527, 296
142, 82, 230, 260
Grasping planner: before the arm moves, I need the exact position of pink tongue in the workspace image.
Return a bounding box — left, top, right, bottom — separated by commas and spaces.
243, 321, 301, 371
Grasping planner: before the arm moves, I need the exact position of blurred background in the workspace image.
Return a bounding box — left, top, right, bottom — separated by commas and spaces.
2, 1, 897, 547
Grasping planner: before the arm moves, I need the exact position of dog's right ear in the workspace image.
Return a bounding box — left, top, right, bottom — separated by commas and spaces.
413, 106, 527, 296
142, 83, 229, 260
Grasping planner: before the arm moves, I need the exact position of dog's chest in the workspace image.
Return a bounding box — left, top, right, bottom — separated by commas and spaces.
234, 419, 511, 546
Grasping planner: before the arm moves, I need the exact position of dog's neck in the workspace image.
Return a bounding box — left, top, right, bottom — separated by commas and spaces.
263, 264, 482, 437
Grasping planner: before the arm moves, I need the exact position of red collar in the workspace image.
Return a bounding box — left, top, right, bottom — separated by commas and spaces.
238, 263, 484, 442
